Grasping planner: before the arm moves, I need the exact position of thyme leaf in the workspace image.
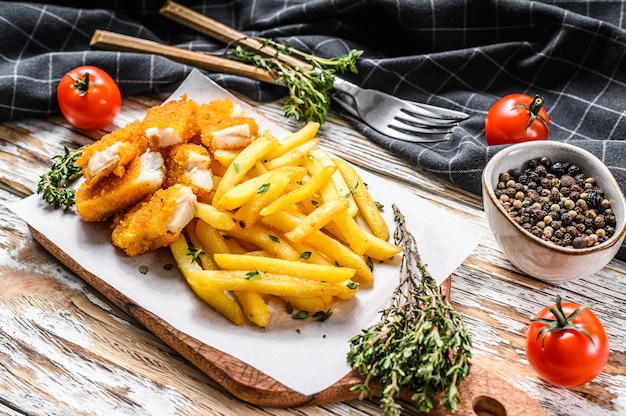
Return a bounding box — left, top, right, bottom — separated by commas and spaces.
36, 146, 83, 210
347, 204, 472, 415
232, 39, 362, 124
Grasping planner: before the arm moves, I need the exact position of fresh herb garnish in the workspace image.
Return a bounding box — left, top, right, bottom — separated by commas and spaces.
186, 246, 204, 263
232, 39, 362, 124
347, 204, 472, 415
36, 146, 83, 209
292, 311, 309, 320
257, 183, 271, 194
312, 310, 333, 322
245, 269, 260, 280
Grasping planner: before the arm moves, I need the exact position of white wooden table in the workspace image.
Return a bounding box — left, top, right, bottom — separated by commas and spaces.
1, 92, 624, 415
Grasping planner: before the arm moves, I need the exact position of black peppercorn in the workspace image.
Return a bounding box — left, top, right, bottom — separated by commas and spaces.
495, 156, 616, 250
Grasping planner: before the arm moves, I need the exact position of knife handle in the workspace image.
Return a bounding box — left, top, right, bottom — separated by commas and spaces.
160, 1, 314, 72
89, 30, 276, 84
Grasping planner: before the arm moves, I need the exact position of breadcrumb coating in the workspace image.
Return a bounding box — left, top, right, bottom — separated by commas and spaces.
76, 120, 147, 183
76, 150, 165, 222
164, 143, 214, 200
111, 184, 198, 256
196, 99, 258, 151
143, 96, 199, 148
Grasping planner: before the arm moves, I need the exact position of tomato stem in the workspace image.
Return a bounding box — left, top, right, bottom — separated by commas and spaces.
70, 72, 92, 96
532, 295, 594, 349
511, 94, 550, 133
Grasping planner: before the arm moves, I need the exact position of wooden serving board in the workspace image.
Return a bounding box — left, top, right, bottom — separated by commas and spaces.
28, 225, 546, 415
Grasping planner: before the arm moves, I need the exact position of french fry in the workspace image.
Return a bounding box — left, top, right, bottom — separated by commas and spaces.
363, 230, 402, 260
284, 197, 351, 243
281, 295, 332, 313
260, 165, 336, 216
212, 149, 240, 167
234, 173, 291, 228
170, 235, 244, 325
225, 222, 301, 260
219, 166, 306, 211
213, 253, 356, 283
235, 291, 270, 328
334, 157, 390, 241
308, 148, 358, 216
195, 202, 236, 231
187, 270, 344, 298
212, 132, 279, 208
185, 219, 217, 270
333, 279, 360, 300
265, 121, 320, 159
261, 211, 374, 283
187, 279, 245, 326
328, 210, 371, 255
195, 219, 231, 255
263, 138, 319, 170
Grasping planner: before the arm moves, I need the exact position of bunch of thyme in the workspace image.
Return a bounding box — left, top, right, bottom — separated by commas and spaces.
36, 146, 83, 209
347, 204, 472, 415
231, 38, 362, 124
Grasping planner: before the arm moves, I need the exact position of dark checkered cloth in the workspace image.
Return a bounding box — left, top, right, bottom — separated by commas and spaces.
2, 0, 626, 260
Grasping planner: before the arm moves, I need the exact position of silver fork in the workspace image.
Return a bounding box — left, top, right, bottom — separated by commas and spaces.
330, 76, 468, 142
160, 1, 469, 143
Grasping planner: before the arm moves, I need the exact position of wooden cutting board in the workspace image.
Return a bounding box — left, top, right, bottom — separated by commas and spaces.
29, 225, 546, 415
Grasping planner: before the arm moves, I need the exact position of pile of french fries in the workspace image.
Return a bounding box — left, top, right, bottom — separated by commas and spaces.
170, 121, 402, 327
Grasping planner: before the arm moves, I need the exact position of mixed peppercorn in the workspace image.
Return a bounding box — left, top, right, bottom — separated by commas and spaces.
495, 157, 617, 249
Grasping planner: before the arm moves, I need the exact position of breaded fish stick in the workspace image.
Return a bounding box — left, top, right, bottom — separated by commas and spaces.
76, 149, 165, 222
76, 120, 148, 183
111, 184, 198, 256
143, 96, 199, 148
164, 143, 214, 200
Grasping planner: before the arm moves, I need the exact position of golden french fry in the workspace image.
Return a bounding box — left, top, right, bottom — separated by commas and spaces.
282, 295, 332, 313
187, 278, 245, 326
363, 230, 402, 260
234, 173, 291, 228
285, 197, 351, 243
185, 220, 217, 270
225, 222, 300, 260
333, 157, 390, 241
328, 210, 371, 255
195, 219, 231, 255
212, 132, 279, 207
265, 121, 320, 159
195, 202, 236, 231
261, 211, 374, 283
235, 291, 270, 328
263, 138, 319, 170
187, 270, 344, 298
212, 149, 240, 167
170, 235, 243, 325
213, 253, 356, 283
260, 165, 336, 216
308, 148, 358, 216
170, 234, 203, 277
333, 279, 360, 300
219, 166, 306, 211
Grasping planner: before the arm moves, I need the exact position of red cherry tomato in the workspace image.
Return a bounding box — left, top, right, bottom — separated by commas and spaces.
57, 66, 122, 131
485, 93, 550, 145
525, 296, 609, 387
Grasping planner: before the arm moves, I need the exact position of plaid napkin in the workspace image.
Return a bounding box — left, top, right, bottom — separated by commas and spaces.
2, 0, 626, 260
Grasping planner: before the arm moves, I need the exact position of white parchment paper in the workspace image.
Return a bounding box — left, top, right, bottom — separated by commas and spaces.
9, 70, 486, 396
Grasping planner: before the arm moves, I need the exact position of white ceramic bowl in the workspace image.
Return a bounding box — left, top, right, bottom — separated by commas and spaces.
482, 141, 626, 281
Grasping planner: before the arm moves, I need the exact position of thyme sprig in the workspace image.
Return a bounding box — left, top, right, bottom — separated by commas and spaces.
36, 146, 83, 209
232, 38, 362, 124
347, 204, 472, 415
